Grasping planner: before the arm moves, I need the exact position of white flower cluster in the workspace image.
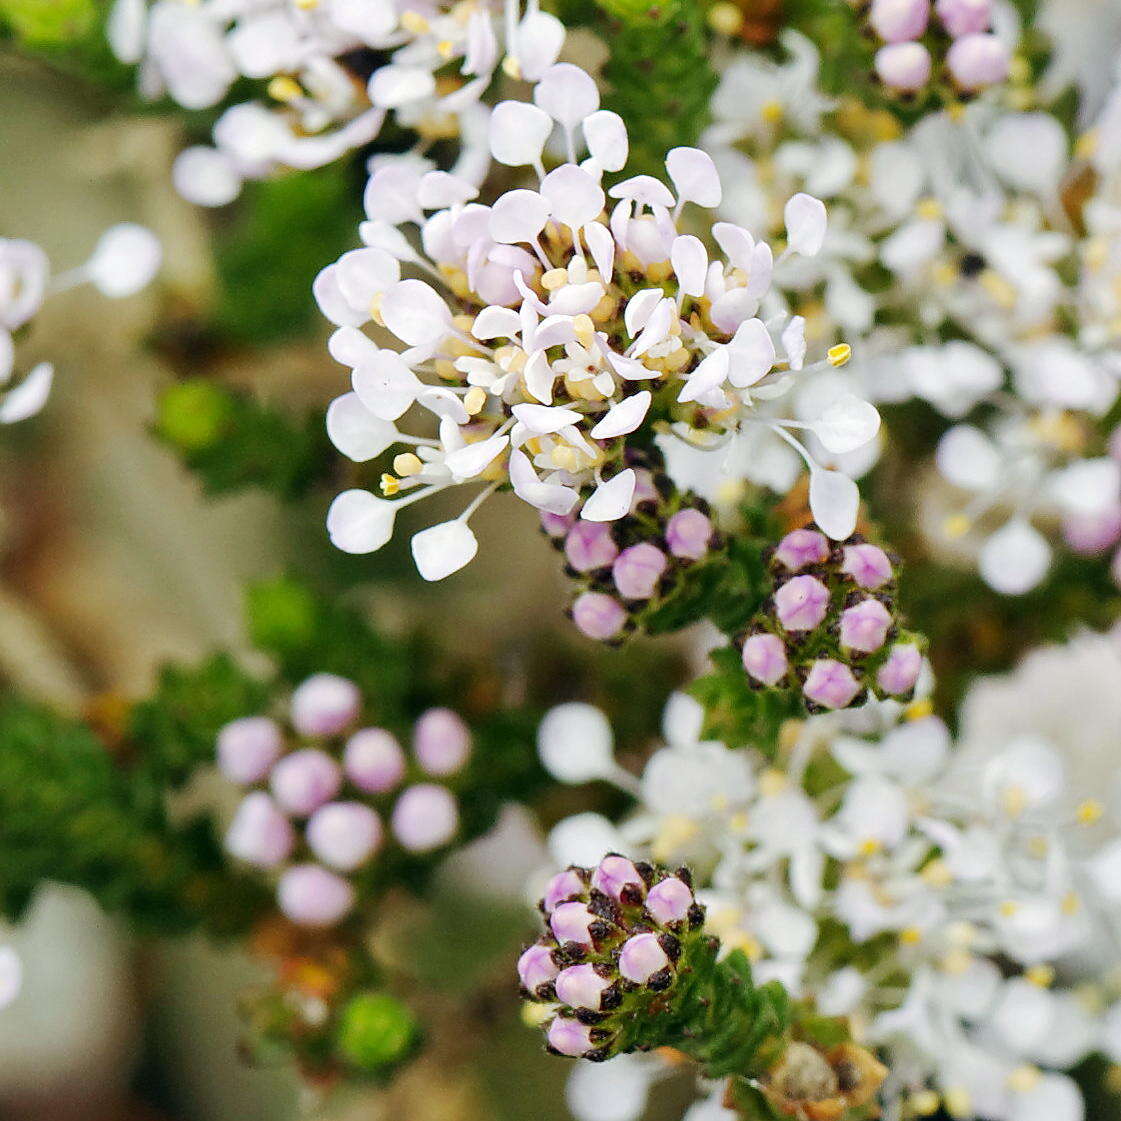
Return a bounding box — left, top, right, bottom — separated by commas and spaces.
107, 0, 564, 206
318, 62, 882, 580
0, 225, 161, 424
701, 30, 1121, 595
535, 630, 1121, 1121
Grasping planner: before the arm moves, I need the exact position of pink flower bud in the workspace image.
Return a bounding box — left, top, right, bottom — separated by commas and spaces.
876, 643, 923, 696
774, 575, 830, 632
572, 592, 627, 641
390, 783, 458, 852
564, 522, 619, 572
946, 33, 1010, 91
591, 855, 644, 901
413, 707, 471, 776
646, 876, 694, 924
344, 728, 406, 793
870, 0, 930, 43
546, 1016, 596, 1057
540, 510, 576, 538
277, 863, 355, 927
306, 801, 383, 871
555, 963, 611, 1010
875, 41, 933, 92
841, 543, 894, 589
543, 868, 586, 912
802, 659, 861, 709
839, 598, 893, 654
774, 529, 830, 572
1062, 506, 1121, 556
216, 716, 283, 785
618, 932, 670, 983
742, 632, 789, 686
225, 792, 295, 868
612, 543, 667, 600
270, 748, 342, 817
550, 901, 597, 947
518, 944, 559, 993
665, 508, 713, 560
290, 673, 362, 737
935, 0, 991, 37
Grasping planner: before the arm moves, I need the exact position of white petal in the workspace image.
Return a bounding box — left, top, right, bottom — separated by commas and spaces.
327, 489, 396, 554
590, 391, 651, 439
0, 946, 20, 1010
782, 316, 806, 370
709, 288, 757, 334
326, 393, 397, 461
979, 519, 1051, 595
784, 193, 827, 256
472, 305, 523, 341
712, 222, 755, 270
936, 425, 1001, 492
583, 221, 615, 282
444, 434, 509, 479
381, 280, 452, 347
417, 171, 478, 210
623, 288, 664, 338
1048, 458, 1121, 516
314, 264, 366, 327
352, 350, 421, 421
512, 10, 565, 81
727, 318, 776, 387
582, 110, 628, 172
411, 519, 478, 580
608, 175, 675, 209
533, 63, 599, 130
0, 362, 53, 424
489, 189, 551, 244
107, 0, 146, 63
335, 247, 399, 311
509, 449, 579, 514
363, 164, 424, 225
85, 224, 161, 297
538, 703, 615, 784
678, 347, 729, 403
810, 393, 881, 454
369, 65, 436, 109
809, 469, 859, 540
581, 469, 636, 522
172, 146, 242, 207
489, 101, 553, 167
512, 402, 582, 434
540, 165, 605, 230
665, 147, 721, 208
671, 235, 708, 297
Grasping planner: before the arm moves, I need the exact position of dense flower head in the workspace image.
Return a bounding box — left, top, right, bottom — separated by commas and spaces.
108, 0, 564, 205
519, 854, 706, 1061
865, 0, 1011, 99
737, 524, 923, 710
322, 62, 880, 582
217, 675, 472, 927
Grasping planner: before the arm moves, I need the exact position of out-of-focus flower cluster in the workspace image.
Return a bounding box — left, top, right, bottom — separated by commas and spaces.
108, 0, 564, 205
0, 225, 160, 423
219, 672, 471, 928
535, 628, 1121, 1121
320, 61, 881, 582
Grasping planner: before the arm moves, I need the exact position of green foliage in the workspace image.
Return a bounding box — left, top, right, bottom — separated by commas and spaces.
213, 164, 363, 345
155, 378, 333, 500
0, 695, 268, 934
335, 991, 423, 1075
691, 645, 802, 752
0, 0, 97, 48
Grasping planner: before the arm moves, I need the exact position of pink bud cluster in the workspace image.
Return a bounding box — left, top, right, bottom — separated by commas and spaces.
867, 0, 1011, 97
738, 525, 923, 711
518, 854, 705, 1060
540, 456, 718, 643
218, 675, 471, 928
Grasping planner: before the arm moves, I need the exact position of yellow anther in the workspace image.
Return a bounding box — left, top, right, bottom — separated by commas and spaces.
827, 343, 852, 367
436, 39, 454, 59
1062, 892, 1081, 915
502, 55, 522, 80
1002, 784, 1028, 819
899, 926, 923, 946
910, 1091, 940, 1116
947, 921, 978, 946
267, 76, 303, 103
1025, 964, 1055, 988
541, 268, 569, 291
1008, 55, 1032, 84
379, 474, 400, 497
573, 313, 595, 347
1027, 834, 1049, 858
944, 1089, 971, 1119
979, 269, 1017, 308
943, 514, 971, 539
916, 197, 943, 221
645, 260, 673, 283
651, 815, 699, 862
552, 445, 581, 472
858, 838, 882, 858
463, 387, 487, 416
921, 859, 952, 888
999, 900, 1020, 918
1077, 799, 1104, 825
392, 452, 423, 477
708, 1, 744, 35
906, 698, 934, 721
369, 292, 385, 326
933, 262, 958, 288
729, 811, 750, 833
400, 10, 431, 33
1007, 1066, 1042, 1094
294, 0, 319, 9
1075, 130, 1099, 160
759, 768, 787, 798
761, 99, 784, 125
710, 793, 729, 813
941, 949, 973, 975
947, 102, 966, 123
1105, 1064, 1121, 1095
